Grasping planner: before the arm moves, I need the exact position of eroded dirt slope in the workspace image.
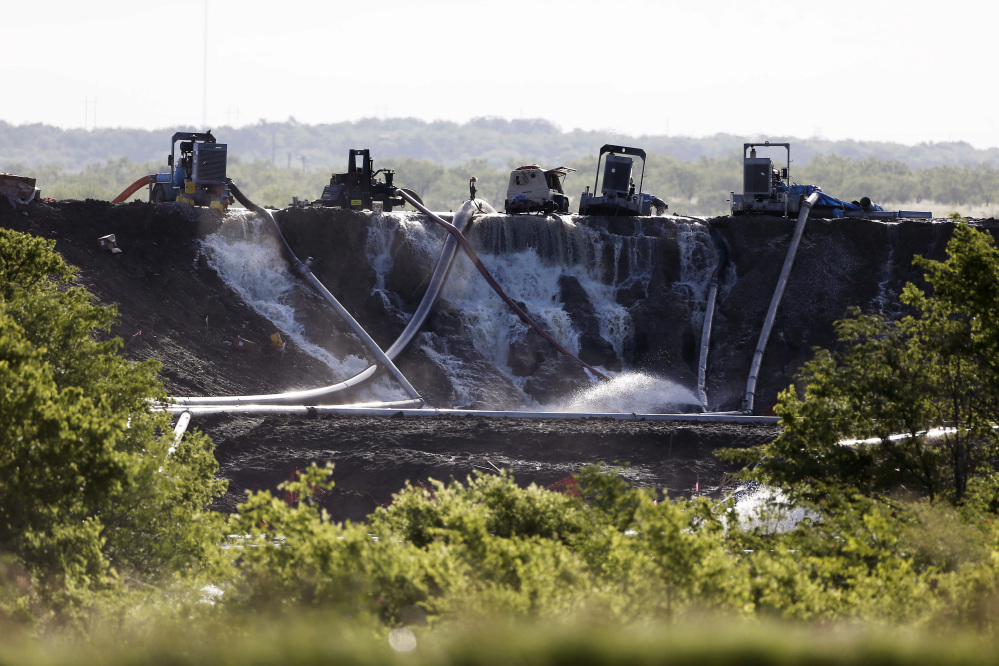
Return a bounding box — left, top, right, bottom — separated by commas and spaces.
15, 200, 985, 520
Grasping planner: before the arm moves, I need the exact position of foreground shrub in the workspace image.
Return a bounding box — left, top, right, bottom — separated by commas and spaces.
0, 228, 227, 625
227, 465, 749, 624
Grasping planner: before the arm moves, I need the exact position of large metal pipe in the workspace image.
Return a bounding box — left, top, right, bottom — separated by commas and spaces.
395, 188, 610, 381
170, 369, 378, 406
170, 409, 192, 452
161, 402, 778, 424
743, 192, 820, 413
697, 278, 718, 411
227, 181, 422, 403
386, 199, 494, 357
696, 227, 729, 411
173, 198, 491, 406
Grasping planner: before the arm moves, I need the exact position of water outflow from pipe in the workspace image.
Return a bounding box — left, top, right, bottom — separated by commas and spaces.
743, 192, 821, 413
394, 189, 610, 381
228, 181, 422, 402
556, 372, 699, 414
173, 197, 493, 406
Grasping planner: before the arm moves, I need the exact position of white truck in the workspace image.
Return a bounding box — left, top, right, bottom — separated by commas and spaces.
504, 165, 576, 215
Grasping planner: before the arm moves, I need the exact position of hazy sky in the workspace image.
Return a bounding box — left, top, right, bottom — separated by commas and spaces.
4, 0, 996, 147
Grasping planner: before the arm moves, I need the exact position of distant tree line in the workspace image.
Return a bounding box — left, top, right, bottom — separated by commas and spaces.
6, 152, 998, 218
3, 117, 999, 172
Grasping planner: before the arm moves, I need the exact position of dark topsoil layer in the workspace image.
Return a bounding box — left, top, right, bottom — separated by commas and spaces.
0, 198, 813, 520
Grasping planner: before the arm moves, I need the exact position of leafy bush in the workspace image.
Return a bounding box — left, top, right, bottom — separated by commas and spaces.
0, 228, 227, 624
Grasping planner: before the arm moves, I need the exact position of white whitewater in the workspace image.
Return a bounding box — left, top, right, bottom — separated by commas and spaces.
201, 210, 722, 412
361, 213, 721, 410
197, 210, 370, 381
556, 372, 700, 414
730, 483, 818, 535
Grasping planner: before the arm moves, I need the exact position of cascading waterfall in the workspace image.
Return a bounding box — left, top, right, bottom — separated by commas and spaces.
447, 215, 648, 368
362, 212, 721, 410
201, 207, 726, 413
365, 212, 400, 310
674, 222, 720, 332
364, 211, 448, 317
607, 225, 657, 290
449, 249, 584, 370
198, 210, 373, 386
873, 222, 901, 317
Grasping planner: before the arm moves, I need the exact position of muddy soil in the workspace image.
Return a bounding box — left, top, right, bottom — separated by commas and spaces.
205, 413, 778, 520
19, 198, 973, 521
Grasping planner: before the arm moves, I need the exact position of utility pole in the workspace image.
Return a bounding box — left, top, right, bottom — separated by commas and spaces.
84, 97, 97, 130
202, 0, 208, 129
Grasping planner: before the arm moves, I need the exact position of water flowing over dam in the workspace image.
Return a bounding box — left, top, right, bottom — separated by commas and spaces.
201, 209, 716, 411
263, 206, 963, 414
2, 199, 990, 519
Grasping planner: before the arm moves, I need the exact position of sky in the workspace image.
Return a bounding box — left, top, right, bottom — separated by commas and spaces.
3, 0, 997, 148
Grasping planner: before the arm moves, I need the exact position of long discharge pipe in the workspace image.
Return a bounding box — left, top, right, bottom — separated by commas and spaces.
697, 278, 719, 411
167, 399, 426, 443
743, 192, 820, 413
696, 227, 729, 411
228, 181, 422, 402
172, 197, 492, 406
394, 189, 610, 381
163, 402, 778, 424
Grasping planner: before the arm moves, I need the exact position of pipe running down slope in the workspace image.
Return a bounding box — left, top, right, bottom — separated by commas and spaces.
743, 191, 821, 414
227, 181, 421, 402
696, 227, 729, 412
696, 278, 719, 411
394, 189, 610, 381
173, 196, 493, 406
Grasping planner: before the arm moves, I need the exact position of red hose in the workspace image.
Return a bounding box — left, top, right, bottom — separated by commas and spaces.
112, 175, 155, 204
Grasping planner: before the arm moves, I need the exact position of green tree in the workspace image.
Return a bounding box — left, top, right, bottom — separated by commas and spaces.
722, 224, 999, 505
0, 228, 227, 619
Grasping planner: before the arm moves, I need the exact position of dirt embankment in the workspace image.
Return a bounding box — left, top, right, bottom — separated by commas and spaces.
9, 200, 991, 521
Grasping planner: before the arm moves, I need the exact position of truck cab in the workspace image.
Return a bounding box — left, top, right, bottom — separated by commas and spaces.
504, 165, 575, 215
